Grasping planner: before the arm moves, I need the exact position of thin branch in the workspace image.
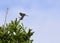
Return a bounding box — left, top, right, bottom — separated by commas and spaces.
4, 8, 9, 29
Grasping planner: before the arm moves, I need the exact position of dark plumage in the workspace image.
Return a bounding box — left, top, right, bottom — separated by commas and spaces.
19, 12, 27, 20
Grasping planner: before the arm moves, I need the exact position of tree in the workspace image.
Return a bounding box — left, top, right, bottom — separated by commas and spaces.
0, 13, 34, 43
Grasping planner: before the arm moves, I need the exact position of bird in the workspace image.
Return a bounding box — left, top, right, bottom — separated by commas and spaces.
19, 12, 28, 20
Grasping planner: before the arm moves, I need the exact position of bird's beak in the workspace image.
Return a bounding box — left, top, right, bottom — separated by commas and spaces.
26, 15, 28, 16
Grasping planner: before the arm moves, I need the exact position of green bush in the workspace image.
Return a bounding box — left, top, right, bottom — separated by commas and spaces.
0, 18, 34, 43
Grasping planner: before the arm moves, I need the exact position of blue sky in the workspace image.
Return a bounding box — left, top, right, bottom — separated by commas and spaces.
0, 0, 60, 43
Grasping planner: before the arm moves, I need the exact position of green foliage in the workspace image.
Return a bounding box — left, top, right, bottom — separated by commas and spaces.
0, 18, 34, 43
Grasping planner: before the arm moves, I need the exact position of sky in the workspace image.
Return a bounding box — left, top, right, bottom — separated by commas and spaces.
0, 0, 60, 43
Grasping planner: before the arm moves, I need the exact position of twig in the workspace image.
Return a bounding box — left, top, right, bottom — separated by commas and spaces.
4, 8, 9, 29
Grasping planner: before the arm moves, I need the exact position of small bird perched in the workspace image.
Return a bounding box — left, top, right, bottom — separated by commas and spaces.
19, 12, 28, 20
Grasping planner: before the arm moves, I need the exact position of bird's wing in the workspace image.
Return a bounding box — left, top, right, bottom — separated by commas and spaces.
19, 12, 25, 16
